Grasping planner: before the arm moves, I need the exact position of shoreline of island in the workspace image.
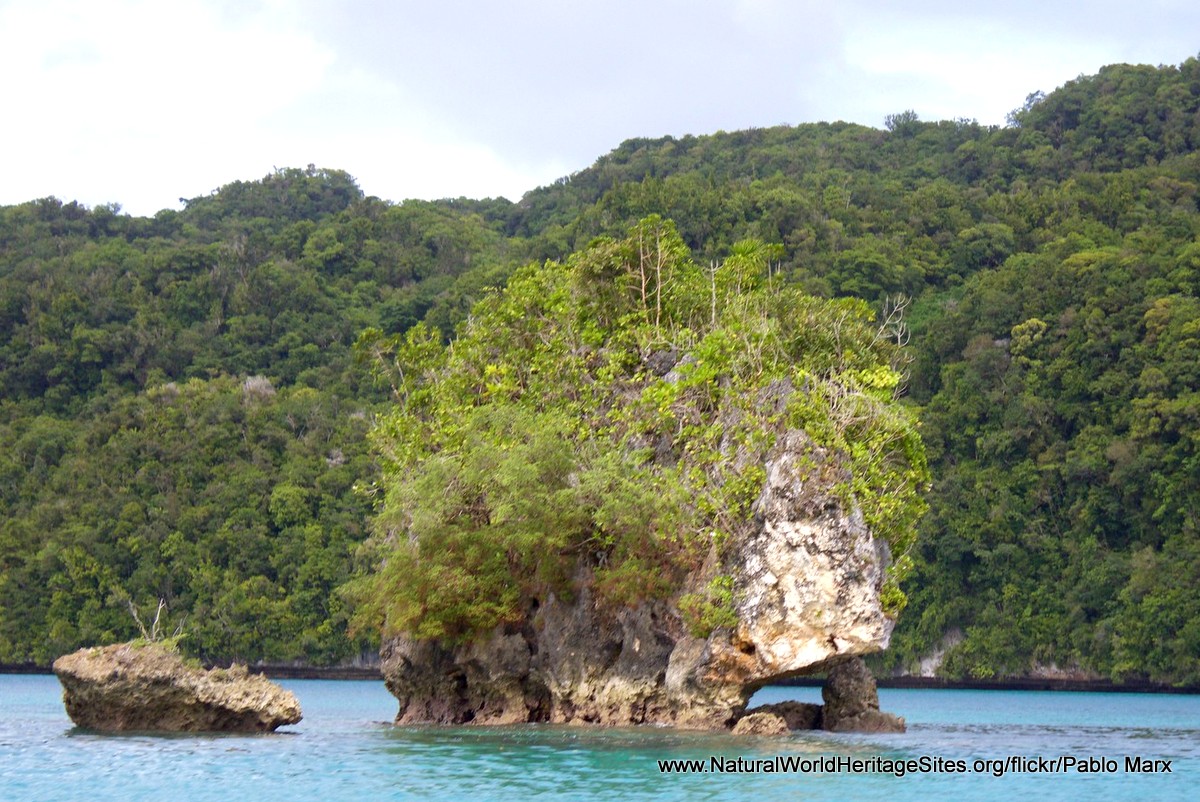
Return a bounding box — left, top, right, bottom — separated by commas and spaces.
5, 661, 1197, 693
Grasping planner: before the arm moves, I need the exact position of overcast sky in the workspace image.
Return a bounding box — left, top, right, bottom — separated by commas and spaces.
2, 0, 1197, 216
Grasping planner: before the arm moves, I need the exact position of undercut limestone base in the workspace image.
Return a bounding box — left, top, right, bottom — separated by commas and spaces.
382, 432, 907, 733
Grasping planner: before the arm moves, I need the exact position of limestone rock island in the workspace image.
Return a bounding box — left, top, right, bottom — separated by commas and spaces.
53, 642, 302, 733
381, 434, 907, 731
359, 221, 924, 732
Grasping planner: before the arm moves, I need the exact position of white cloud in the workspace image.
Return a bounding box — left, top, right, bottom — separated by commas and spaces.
843, 22, 1112, 126
837, 4, 1199, 127
0, 0, 342, 213
0, 0, 571, 213
1, 0, 1197, 216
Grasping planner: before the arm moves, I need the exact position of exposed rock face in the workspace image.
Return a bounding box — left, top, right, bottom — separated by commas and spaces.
739, 700, 824, 732
731, 711, 790, 736
383, 592, 735, 728
822, 656, 905, 733
53, 642, 302, 732
381, 430, 902, 730
913, 628, 964, 677
731, 663, 905, 736
730, 432, 895, 681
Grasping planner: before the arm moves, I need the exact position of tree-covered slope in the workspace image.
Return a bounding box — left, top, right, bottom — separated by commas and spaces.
2, 58, 1198, 683
889, 179, 1200, 684
0, 167, 529, 664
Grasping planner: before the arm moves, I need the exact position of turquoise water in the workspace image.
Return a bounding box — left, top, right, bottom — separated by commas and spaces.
1, 675, 1196, 800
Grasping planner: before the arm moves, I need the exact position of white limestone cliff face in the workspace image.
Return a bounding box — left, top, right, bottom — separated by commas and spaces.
722, 430, 895, 686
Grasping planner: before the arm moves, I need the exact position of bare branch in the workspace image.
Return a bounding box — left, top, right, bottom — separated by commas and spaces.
127, 600, 150, 640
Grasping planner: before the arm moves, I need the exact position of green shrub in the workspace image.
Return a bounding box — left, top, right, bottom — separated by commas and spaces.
352, 218, 928, 643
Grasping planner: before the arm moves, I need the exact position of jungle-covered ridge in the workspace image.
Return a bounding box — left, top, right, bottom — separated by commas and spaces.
1, 56, 1198, 684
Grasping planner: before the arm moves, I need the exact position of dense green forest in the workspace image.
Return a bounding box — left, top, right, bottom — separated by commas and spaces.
2, 57, 1198, 683
0, 168, 523, 664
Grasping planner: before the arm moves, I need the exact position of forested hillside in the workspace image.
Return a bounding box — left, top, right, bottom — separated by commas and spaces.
2, 57, 1198, 683
0, 168, 526, 664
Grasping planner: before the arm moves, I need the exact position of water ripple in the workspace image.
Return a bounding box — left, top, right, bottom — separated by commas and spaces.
1, 676, 1197, 801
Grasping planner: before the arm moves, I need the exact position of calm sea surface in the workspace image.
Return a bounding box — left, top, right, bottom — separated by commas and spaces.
1, 674, 1196, 800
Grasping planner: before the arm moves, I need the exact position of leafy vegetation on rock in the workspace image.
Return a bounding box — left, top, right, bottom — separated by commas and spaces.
347, 218, 926, 642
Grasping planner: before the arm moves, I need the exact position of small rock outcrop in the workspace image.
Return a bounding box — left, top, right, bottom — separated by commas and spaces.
731, 660, 904, 736
822, 656, 905, 733
731, 711, 790, 735
382, 432, 906, 731
737, 700, 824, 732
53, 642, 302, 733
